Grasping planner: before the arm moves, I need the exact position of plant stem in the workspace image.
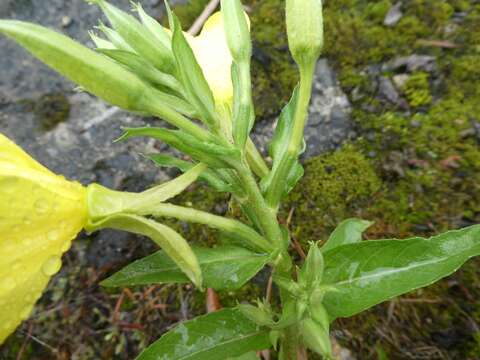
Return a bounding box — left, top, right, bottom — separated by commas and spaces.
234, 161, 284, 248
246, 137, 269, 178
265, 62, 316, 210
147, 203, 273, 253
142, 93, 212, 141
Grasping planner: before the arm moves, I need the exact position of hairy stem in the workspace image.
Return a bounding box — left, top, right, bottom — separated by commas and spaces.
265, 62, 316, 211
147, 203, 273, 253
234, 161, 284, 248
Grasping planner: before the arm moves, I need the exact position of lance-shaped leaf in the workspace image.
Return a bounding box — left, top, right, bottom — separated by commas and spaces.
88, 214, 202, 288
168, 7, 219, 129
119, 127, 239, 168
0, 20, 149, 111
136, 308, 271, 360
102, 246, 269, 290
322, 218, 373, 252
322, 225, 480, 321
90, 0, 175, 72
147, 154, 238, 193
261, 87, 304, 200
132, 2, 171, 50
96, 21, 135, 52
231, 63, 254, 149
97, 49, 181, 93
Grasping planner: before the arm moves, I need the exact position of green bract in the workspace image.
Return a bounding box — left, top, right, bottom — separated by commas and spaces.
0, 0, 479, 359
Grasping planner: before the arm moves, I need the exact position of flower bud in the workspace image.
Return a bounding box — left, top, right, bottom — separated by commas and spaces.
299, 241, 324, 288
221, 0, 252, 64
237, 302, 274, 327
300, 317, 332, 358
286, 0, 324, 67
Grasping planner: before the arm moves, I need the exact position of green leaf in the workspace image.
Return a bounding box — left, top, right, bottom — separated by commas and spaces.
147, 154, 238, 193
0, 20, 149, 111
97, 48, 181, 93
102, 246, 269, 291
132, 2, 171, 50
322, 225, 480, 320
322, 218, 373, 252
88, 214, 202, 288
91, 0, 175, 72
231, 63, 254, 149
119, 127, 239, 168
168, 9, 219, 129
229, 352, 259, 360
136, 308, 271, 360
261, 87, 304, 199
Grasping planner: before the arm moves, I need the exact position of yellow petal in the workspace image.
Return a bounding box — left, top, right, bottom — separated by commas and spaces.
0, 133, 87, 344
189, 12, 234, 106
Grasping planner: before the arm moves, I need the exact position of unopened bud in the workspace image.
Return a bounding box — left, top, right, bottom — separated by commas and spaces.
300, 317, 332, 358
238, 303, 274, 327
286, 0, 324, 67
299, 241, 324, 288
221, 0, 251, 63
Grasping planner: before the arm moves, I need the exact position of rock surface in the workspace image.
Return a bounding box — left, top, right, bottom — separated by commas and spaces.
253, 59, 354, 159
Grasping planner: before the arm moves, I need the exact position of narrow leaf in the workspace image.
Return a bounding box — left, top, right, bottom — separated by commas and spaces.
102, 246, 268, 290
0, 20, 149, 111
322, 225, 480, 320
147, 154, 237, 193
92, 0, 175, 72
170, 12, 219, 129
136, 308, 271, 360
89, 214, 202, 288
322, 218, 373, 252
119, 127, 238, 168
132, 2, 171, 50
261, 87, 304, 199
97, 49, 181, 92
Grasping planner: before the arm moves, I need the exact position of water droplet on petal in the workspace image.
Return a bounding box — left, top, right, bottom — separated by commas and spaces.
61, 240, 71, 253
34, 199, 50, 215
46, 229, 59, 242
42, 256, 62, 276
0, 278, 15, 292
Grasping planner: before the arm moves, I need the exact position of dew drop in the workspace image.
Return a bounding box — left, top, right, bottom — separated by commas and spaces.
34, 199, 50, 215
61, 240, 71, 253
42, 256, 62, 277
0, 278, 16, 292
46, 229, 60, 242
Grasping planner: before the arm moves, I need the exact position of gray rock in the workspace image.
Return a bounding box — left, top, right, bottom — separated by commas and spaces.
384, 2, 403, 27
387, 54, 437, 73
0, 0, 172, 102
392, 73, 410, 89
252, 59, 354, 159
378, 76, 401, 104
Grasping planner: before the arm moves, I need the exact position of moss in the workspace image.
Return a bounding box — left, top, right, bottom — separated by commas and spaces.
33, 93, 71, 131
402, 72, 432, 107
285, 145, 382, 244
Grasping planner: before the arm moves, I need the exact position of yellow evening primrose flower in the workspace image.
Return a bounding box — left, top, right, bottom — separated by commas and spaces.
0, 133, 87, 344
186, 12, 234, 106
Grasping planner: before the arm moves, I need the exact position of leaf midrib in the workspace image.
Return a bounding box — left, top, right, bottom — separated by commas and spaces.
120, 252, 268, 278
175, 329, 267, 360
329, 254, 462, 288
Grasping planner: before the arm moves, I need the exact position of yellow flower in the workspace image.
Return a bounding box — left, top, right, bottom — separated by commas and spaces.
0, 133, 87, 344
186, 12, 234, 106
